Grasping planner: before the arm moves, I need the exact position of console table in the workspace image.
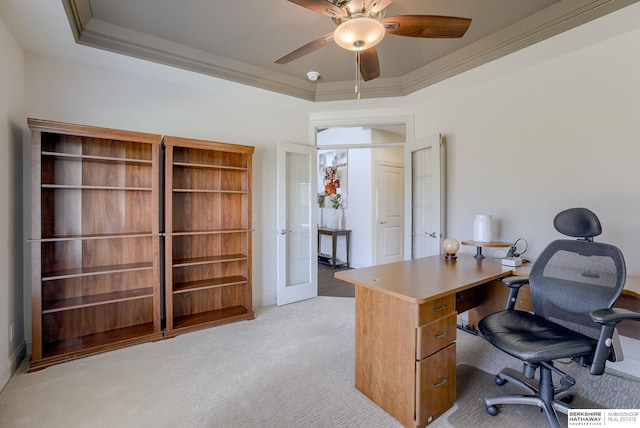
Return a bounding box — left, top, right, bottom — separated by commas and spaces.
318, 227, 351, 269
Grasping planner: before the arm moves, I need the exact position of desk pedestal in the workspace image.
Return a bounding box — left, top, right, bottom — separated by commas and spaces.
355, 286, 457, 427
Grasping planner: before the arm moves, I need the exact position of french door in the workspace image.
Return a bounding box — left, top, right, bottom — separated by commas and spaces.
276, 142, 318, 305
405, 134, 445, 259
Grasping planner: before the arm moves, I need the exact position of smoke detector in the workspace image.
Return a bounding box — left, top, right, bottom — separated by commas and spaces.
306, 71, 320, 81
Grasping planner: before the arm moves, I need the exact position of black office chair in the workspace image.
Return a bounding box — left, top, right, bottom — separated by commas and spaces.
478, 208, 640, 428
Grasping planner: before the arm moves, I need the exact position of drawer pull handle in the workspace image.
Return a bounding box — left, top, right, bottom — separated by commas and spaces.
432, 377, 448, 387
431, 304, 446, 312
434, 331, 448, 339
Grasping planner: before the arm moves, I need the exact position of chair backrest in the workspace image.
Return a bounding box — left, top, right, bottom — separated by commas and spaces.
529, 209, 626, 339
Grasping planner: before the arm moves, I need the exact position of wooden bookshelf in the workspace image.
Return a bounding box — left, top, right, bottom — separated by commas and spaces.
28, 119, 163, 371
28, 120, 255, 369
163, 136, 255, 337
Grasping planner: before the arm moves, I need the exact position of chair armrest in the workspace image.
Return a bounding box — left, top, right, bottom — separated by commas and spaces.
590, 308, 640, 375
591, 308, 640, 326
501, 276, 529, 287
501, 276, 530, 310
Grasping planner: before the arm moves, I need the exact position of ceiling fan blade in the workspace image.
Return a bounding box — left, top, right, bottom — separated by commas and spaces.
365, 0, 394, 14
274, 32, 334, 64
359, 47, 380, 81
286, 0, 346, 18
383, 15, 472, 38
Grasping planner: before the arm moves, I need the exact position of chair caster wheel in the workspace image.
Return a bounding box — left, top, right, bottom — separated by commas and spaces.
495, 376, 507, 386
486, 405, 499, 416
560, 394, 574, 404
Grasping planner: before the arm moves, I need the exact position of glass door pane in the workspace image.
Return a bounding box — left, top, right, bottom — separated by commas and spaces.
276, 142, 317, 305
286, 152, 312, 286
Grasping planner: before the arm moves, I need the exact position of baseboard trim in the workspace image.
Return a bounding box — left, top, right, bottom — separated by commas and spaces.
254, 293, 276, 308
0, 341, 27, 392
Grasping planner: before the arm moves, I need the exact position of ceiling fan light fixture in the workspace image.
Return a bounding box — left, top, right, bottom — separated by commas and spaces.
334, 17, 385, 51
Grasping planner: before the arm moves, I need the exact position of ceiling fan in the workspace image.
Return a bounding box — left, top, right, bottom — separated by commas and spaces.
274, 0, 472, 87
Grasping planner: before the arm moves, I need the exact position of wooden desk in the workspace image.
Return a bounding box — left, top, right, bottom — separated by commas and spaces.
318, 227, 351, 268
335, 255, 640, 427
335, 254, 512, 427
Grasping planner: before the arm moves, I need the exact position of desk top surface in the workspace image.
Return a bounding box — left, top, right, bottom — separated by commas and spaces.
335, 254, 511, 304
335, 254, 640, 303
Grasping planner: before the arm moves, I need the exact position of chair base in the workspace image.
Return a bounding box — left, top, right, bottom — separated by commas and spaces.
484, 367, 574, 428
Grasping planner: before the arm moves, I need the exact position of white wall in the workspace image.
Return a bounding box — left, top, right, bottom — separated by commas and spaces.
344, 148, 373, 268
411, 17, 640, 272
0, 17, 26, 390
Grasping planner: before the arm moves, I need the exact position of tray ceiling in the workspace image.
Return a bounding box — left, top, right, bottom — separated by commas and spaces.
62, 0, 637, 102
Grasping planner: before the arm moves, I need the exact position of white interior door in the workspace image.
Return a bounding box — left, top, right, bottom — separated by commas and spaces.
375, 162, 404, 265
405, 135, 445, 259
276, 142, 318, 305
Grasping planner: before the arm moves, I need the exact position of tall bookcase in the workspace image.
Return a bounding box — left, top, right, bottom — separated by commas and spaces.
163, 136, 255, 337
28, 119, 163, 371
28, 120, 255, 370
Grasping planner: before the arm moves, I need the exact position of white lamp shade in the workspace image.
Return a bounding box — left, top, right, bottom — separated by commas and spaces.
334, 17, 386, 51
473, 214, 493, 243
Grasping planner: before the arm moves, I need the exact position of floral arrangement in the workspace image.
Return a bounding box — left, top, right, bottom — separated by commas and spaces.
330, 193, 342, 209
317, 192, 342, 209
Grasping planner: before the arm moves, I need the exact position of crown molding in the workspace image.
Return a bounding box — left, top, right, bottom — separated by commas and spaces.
61, 0, 639, 102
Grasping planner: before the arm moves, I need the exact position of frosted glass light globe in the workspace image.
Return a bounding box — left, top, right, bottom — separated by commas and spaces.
334, 17, 386, 51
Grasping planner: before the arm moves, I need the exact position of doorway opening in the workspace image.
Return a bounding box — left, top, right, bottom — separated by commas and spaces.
315, 124, 407, 297
276, 121, 443, 305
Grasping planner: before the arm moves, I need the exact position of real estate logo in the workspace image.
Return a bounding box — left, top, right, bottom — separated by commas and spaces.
568, 409, 639, 427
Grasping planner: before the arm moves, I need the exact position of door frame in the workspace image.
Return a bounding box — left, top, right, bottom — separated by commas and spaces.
310, 115, 415, 262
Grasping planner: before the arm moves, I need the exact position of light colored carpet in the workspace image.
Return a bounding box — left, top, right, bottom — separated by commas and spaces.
0, 297, 638, 428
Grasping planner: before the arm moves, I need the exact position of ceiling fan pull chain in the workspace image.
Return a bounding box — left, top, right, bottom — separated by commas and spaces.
355, 49, 359, 94
355, 49, 361, 100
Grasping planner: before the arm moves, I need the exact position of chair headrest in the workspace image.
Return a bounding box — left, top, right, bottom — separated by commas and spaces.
553, 208, 602, 240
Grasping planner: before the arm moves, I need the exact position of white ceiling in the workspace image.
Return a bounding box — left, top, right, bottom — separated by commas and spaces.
47, 0, 640, 101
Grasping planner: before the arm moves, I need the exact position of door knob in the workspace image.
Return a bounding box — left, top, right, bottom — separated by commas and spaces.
425, 232, 437, 238
279, 229, 287, 235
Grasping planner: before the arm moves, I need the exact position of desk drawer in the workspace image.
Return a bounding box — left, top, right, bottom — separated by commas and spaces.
418, 295, 455, 325
416, 312, 457, 360
415, 343, 456, 427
